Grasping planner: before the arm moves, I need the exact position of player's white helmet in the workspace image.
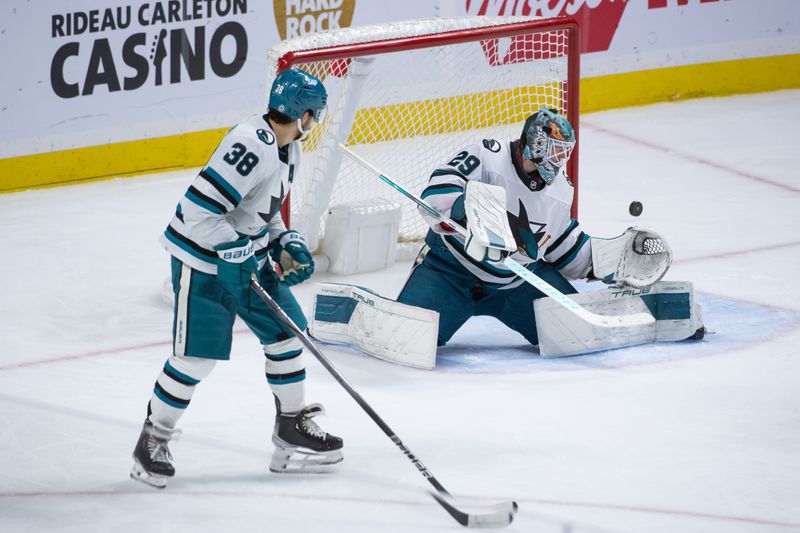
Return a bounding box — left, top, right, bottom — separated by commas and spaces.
521, 108, 575, 184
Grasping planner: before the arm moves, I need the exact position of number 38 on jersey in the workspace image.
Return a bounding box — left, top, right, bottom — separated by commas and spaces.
223, 142, 259, 176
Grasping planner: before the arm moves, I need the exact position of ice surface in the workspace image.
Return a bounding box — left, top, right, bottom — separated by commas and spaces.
1, 90, 799, 533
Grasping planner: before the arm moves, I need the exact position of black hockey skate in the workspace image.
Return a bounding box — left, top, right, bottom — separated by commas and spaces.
270, 401, 343, 473
130, 420, 178, 488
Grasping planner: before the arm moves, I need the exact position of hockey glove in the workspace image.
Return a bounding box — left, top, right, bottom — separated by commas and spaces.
462, 181, 517, 264
449, 194, 467, 226
432, 194, 466, 234
269, 230, 314, 286
590, 227, 672, 288
215, 237, 259, 303
451, 193, 508, 263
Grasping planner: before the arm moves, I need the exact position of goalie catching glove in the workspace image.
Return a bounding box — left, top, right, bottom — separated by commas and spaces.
269, 230, 314, 286
452, 180, 517, 263
590, 227, 672, 288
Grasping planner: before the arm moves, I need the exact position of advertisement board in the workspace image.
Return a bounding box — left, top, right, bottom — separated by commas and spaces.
0, 0, 797, 191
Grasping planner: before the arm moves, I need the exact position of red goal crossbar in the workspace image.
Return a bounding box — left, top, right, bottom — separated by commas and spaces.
272, 17, 581, 227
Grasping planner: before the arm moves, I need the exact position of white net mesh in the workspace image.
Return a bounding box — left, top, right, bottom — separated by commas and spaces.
267, 17, 576, 250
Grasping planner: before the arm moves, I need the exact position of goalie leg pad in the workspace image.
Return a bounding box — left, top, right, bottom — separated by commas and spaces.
535, 281, 703, 357
309, 283, 439, 370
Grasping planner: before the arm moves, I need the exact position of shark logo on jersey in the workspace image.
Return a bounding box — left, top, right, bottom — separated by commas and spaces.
507, 200, 546, 258
258, 183, 284, 223
257, 129, 275, 146
482, 139, 501, 153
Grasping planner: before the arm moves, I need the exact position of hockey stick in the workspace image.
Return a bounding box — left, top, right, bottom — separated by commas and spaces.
339, 144, 654, 329
250, 275, 517, 528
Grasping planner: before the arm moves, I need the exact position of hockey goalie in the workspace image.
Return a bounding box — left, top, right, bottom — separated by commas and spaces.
310, 108, 704, 369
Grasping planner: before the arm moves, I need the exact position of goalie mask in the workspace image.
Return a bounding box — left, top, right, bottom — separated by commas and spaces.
269, 68, 328, 140
521, 108, 576, 185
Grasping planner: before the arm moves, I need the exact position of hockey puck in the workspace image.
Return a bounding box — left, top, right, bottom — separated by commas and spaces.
629, 201, 643, 217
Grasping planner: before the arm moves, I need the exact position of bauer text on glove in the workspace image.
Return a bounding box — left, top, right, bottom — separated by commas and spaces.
215, 237, 259, 302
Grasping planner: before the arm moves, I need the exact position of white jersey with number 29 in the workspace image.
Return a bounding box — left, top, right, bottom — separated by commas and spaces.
419, 138, 592, 286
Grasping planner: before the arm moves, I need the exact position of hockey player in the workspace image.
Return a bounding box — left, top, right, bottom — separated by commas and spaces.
131, 68, 343, 489
396, 108, 676, 347
309, 108, 700, 365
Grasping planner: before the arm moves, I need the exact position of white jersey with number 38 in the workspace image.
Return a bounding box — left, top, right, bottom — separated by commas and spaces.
159, 114, 301, 274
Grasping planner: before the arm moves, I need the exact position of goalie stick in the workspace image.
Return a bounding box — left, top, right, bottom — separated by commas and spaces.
339, 144, 654, 329
250, 275, 518, 528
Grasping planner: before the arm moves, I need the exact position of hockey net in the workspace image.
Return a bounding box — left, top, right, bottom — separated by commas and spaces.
267, 17, 580, 254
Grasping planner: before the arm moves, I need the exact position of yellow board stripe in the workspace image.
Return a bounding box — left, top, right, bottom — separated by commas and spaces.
580, 53, 800, 113
1, 53, 798, 193
0, 128, 228, 193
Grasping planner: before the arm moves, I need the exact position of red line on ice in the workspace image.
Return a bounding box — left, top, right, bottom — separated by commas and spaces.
3, 239, 799, 373
0, 328, 246, 371
676, 240, 800, 264
522, 495, 800, 528
0, 489, 797, 528
0, 340, 171, 371
583, 122, 800, 194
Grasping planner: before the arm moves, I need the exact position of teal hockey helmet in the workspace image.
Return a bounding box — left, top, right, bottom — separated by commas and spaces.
521, 108, 575, 184
269, 68, 327, 122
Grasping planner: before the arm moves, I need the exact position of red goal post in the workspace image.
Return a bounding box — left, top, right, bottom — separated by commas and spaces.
267, 17, 580, 253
